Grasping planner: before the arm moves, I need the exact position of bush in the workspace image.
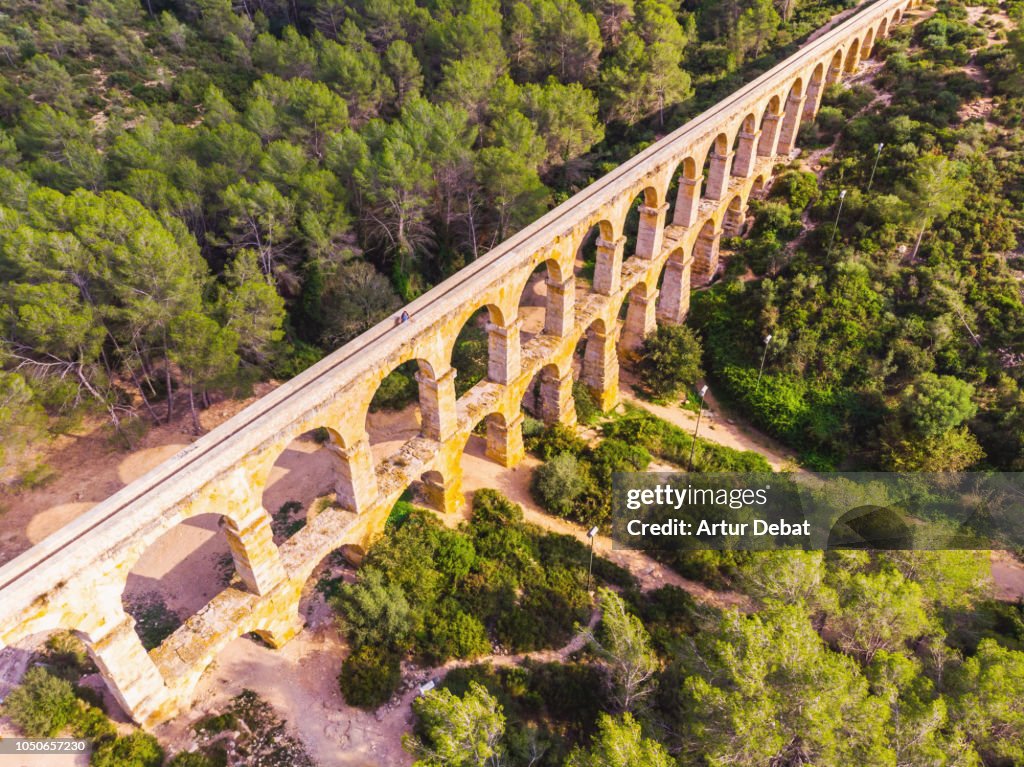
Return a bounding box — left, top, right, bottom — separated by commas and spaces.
772, 170, 819, 210
531, 453, 591, 517
423, 603, 490, 661
525, 422, 588, 461
1, 666, 78, 737
338, 645, 402, 709
637, 325, 704, 400
370, 364, 419, 411
90, 732, 164, 767
573, 381, 602, 424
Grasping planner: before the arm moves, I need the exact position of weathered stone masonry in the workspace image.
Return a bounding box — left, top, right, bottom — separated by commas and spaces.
0, 0, 922, 728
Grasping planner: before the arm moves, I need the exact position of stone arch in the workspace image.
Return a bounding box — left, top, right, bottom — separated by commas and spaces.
655, 246, 691, 326
844, 39, 861, 72
460, 407, 524, 475
891, 9, 902, 26
669, 155, 701, 227
824, 49, 844, 87
620, 278, 659, 353
574, 316, 619, 413
448, 301, 516, 391
623, 185, 667, 262
364, 354, 446, 482
803, 62, 826, 121
523, 360, 576, 427
756, 95, 783, 157
723, 193, 747, 237
730, 113, 760, 179
260, 425, 362, 538
860, 28, 875, 59
777, 77, 806, 155
516, 256, 571, 344
121, 512, 242, 652
876, 17, 889, 41
751, 171, 769, 197
579, 218, 626, 296
692, 218, 722, 282
702, 132, 733, 202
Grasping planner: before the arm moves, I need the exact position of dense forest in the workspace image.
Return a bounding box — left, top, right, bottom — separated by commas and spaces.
0, 0, 860, 478
692, 0, 1024, 470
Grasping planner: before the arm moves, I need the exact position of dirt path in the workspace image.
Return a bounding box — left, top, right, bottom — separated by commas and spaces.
618, 374, 800, 473
457, 433, 750, 607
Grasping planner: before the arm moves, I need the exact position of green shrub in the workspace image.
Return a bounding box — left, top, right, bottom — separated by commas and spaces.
525, 422, 587, 460
193, 711, 238, 735
637, 325, 704, 400
472, 488, 525, 525
1, 667, 78, 737
370, 364, 419, 411
338, 645, 402, 709
772, 170, 819, 210
531, 453, 592, 517
90, 732, 164, 767
573, 381, 602, 424
423, 603, 490, 661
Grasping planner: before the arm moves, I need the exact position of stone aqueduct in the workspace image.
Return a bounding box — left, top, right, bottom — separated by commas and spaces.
0, 0, 921, 729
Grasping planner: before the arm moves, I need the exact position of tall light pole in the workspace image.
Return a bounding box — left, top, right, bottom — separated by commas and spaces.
826, 189, 847, 260
756, 333, 773, 391
586, 525, 599, 594
688, 384, 709, 472
866, 142, 884, 192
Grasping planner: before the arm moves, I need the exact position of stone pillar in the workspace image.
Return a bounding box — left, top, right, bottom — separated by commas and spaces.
421, 465, 462, 515
621, 288, 659, 352
88, 619, 172, 727
253, 597, 305, 649
539, 368, 577, 427
329, 435, 378, 513
724, 204, 747, 237
582, 326, 620, 412
732, 131, 761, 178
418, 367, 458, 441
704, 150, 734, 201
673, 177, 701, 228
634, 203, 669, 259
657, 258, 691, 324
485, 412, 525, 467
487, 319, 521, 385
777, 94, 806, 155
593, 235, 625, 295
693, 226, 722, 280
223, 504, 286, 595
544, 276, 574, 337
758, 113, 782, 157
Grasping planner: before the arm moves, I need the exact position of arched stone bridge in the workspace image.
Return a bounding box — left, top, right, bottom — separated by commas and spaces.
0, 0, 922, 728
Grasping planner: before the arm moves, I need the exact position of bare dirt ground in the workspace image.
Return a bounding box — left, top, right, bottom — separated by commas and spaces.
0, 383, 280, 565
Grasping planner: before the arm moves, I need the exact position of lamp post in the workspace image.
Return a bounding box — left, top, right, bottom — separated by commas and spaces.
688, 384, 709, 472
756, 334, 773, 391
586, 525, 599, 594
866, 142, 884, 192
826, 189, 847, 260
